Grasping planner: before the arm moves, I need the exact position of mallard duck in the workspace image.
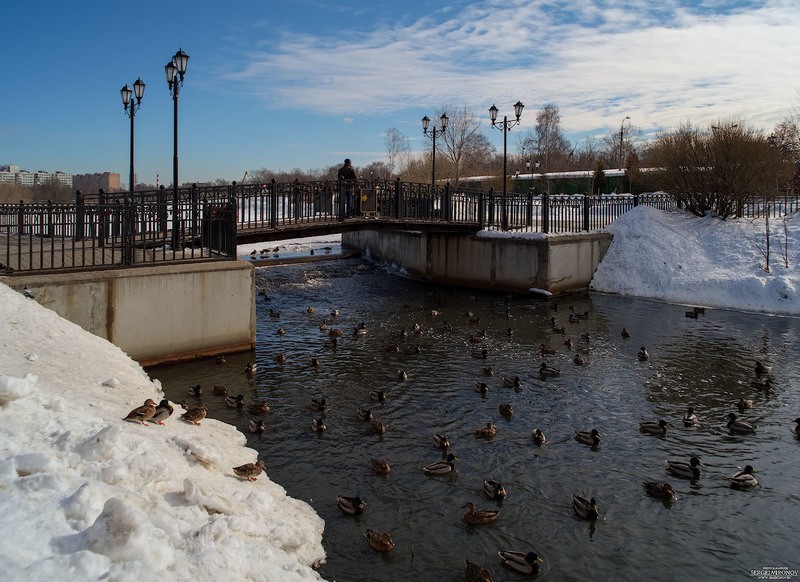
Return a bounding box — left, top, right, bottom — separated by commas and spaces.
364, 529, 394, 552
643, 480, 677, 501
226, 394, 245, 408
575, 428, 601, 447
212, 384, 227, 396
666, 456, 703, 479
310, 357, 321, 367
150, 399, 174, 425
384, 343, 400, 352
551, 325, 566, 334
499, 403, 514, 418
483, 480, 507, 500
433, 433, 450, 449
539, 343, 557, 356
572, 495, 599, 519
123, 399, 157, 425
737, 398, 754, 412
353, 323, 368, 337
306, 306, 316, 314
357, 407, 373, 421
754, 360, 772, 375
482, 366, 494, 377
497, 550, 544, 575
531, 428, 547, 445
728, 465, 759, 489
323, 337, 338, 349
465, 558, 494, 582
215, 355, 227, 365
275, 353, 287, 363
580, 332, 591, 342
638, 347, 650, 361
621, 327, 631, 339
471, 349, 488, 359
369, 390, 387, 402
329, 328, 343, 338
245, 362, 257, 375
248, 400, 270, 414
683, 406, 698, 427
337, 495, 367, 515
187, 384, 203, 397
727, 412, 756, 434
539, 362, 561, 377
751, 377, 774, 392
269, 309, 280, 318
397, 370, 409, 381
370, 458, 391, 475
181, 404, 207, 426
502, 375, 522, 389
319, 319, 328, 331
564, 338, 575, 348
311, 417, 327, 432
249, 419, 266, 434
330, 308, 340, 317
423, 453, 458, 476
475, 382, 490, 395
462, 501, 500, 525
310, 396, 327, 411
639, 419, 669, 435
475, 422, 497, 439
685, 309, 699, 319
370, 420, 386, 435
233, 459, 266, 481
573, 353, 586, 366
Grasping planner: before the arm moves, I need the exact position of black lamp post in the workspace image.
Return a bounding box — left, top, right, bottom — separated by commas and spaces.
489, 101, 524, 229
422, 113, 449, 187
120, 78, 145, 194
165, 48, 189, 247
618, 115, 630, 169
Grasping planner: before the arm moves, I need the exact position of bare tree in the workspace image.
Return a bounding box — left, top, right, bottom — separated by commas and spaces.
438, 104, 486, 185
530, 104, 572, 172
383, 128, 409, 176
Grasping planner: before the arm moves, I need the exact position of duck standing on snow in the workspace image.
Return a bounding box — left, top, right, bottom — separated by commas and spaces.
233, 459, 266, 481
497, 550, 544, 575
123, 399, 157, 426
181, 404, 207, 426
728, 465, 759, 489
150, 399, 174, 425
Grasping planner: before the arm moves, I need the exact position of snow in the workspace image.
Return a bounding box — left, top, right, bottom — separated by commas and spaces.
1, 205, 797, 581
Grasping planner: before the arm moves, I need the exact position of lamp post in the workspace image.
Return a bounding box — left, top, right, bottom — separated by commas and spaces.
120, 78, 145, 194
489, 101, 524, 229
618, 115, 631, 169
422, 113, 448, 186
165, 48, 189, 247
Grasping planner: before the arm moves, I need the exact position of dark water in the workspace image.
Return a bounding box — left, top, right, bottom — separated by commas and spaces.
148, 257, 800, 582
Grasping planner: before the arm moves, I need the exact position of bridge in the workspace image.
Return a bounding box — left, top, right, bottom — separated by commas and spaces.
0, 178, 675, 275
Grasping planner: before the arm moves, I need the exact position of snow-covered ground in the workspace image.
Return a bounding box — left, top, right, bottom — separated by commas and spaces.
2, 205, 797, 581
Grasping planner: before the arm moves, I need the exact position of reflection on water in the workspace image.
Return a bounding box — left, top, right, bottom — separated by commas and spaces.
148, 258, 800, 581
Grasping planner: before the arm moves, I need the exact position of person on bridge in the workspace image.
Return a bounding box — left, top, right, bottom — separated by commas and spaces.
337, 158, 358, 217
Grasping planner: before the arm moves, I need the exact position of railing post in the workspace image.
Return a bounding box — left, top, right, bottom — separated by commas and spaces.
542, 191, 550, 234
395, 177, 403, 219
74, 191, 84, 241
122, 196, 134, 266
17, 199, 24, 235
337, 177, 345, 221
526, 189, 533, 228
633, 192, 639, 207
158, 185, 167, 237
293, 178, 301, 221
488, 188, 495, 227
191, 183, 199, 237
45, 199, 54, 238
227, 195, 238, 257
270, 179, 278, 229
443, 182, 451, 221
478, 191, 485, 229
98, 188, 106, 248
583, 194, 590, 231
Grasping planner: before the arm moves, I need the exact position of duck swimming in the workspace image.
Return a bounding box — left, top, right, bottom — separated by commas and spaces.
502, 375, 522, 389
727, 412, 756, 434
187, 384, 203, 397
573, 353, 586, 366
499, 403, 514, 418
497, 550, 544, 575
248, 419, 266, 434
337, 495, 367, 515
245, 362, 257, 375
683, 406, 698, 427
310, 396, 327, 411
638, 347, 650, 361
433, 433, 451, 449
483, 480, 507, 500
531, 428, 547, 445
212, 384, 228, 396
643, 480, 677, 501
666, 456, 703, 479
369, 390, 387, 402
728, 465, 759, 489
754, 360, 772, 375
423, 453, 458, 476
311, 417, 327, 432
357, 407, 373, 421
475, 422, 497, 439
572, 495, 599, 519
248, 400, 270, 414
364, 529, 394, 552
462, 501, 500, 525
575, 428, 601, 447
737, 398, 754, 412
370, 458, 391, 475
639, 419, 669, 435
465, 558, 494, 582
226, 394, 245, 408
475, 382, 490, 395
539, 362, 561, 377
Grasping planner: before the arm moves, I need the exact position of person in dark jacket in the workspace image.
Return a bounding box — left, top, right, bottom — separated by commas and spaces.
337, 158, 357, 216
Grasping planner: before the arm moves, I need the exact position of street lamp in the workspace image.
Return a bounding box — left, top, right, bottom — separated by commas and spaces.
120, 78, 145, 194
618, 115, 631, 169
165, 48, 189, 247
422, 113, 448, 186
489, 101, 524, 199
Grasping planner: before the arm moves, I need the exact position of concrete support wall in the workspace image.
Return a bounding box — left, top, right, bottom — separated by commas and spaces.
2, 261, 256, 366
343, 230, 612, 295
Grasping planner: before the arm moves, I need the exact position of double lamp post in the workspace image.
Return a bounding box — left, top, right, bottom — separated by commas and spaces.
489, 101, 524, 229
421, 113, 449, 187
120, 78, 146, 194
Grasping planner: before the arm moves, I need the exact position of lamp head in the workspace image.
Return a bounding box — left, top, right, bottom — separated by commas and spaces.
513, 100, 524, 120
489, 104, 499, 125
120, 84, 132, 108
133, 78, 145, 102
439, 113, 449, 131
421, 115, 430, 133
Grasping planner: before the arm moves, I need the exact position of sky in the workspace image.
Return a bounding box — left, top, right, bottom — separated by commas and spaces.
1, 0, 799, 187
2, 205, 798, 577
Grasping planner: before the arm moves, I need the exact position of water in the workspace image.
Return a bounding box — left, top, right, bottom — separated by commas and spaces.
148, 257, 800, 581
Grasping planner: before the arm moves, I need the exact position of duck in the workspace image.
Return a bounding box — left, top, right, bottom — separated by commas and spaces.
639, 419, 669, 435
181, 404, 207, 426
531, 428, 547, 446
539, 343, 557, 356
225, 394, 245, 408
727, 412, 756, 434
328, 328, 343, 338
685, 309, 699, 319
353, 323, 368, 337
370, 458, 391, 475
499, 403, 514, 418
482, 366, 494, 377
465, 558, 494, 582
564, 338, 575, 348
215, 355, 227, 365
307, 306, 316, 314
751, 377, 774, 392
370, 420, 386, 435
551, 325, 566, 334
123, 399, 157, 426
268, 309, 280, 318
336, 495, 367, 515
683, 406, 698, 427
483, 480, 507, 500
471, 349, 488, 359
423, 453, 458, 476
369, 390, 387, 402
276, 327, 286, 335
187, 384, 203, 397
737, 398, 754, 412
275, 353, 287, 363
323, 337, 338, 349
573, 353, 586, 366
475, 382, 490, 395
233, 459, 266, 481
384, 343, 401, 352
475, 422, 497, 439
330, 308, 340, 318
637, 346, 650, 361
728, 465, 759, 489
666, 456, 703, 479
462, 501, 500, 525
248, 400, 270, 414
754, 360, 772, 375
503, 375, 522, 389
248, 419, 266, 434
245, 362, 257, 375
150, 399, 174, 425
643, 480, 677, 501
397, 370, 409, 381
311, 417, 327, 432
469, 334, 484, 344
572, 495, 599, 519
621, 327, 631, 339
432, 433, 451, 449
310, 357, 321, 367
319, 319, 328, 331
364, 529, 394, 552
212, 384, 228, 396
539, 362, 561, 377
575, 428, 601, 447
310, 396, 327, 411
497, 550, 544, 575
357, 407, 373, 421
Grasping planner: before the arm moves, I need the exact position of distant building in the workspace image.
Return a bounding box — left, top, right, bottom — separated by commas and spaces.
0, 165, 73, 189
72, 172, 121, 194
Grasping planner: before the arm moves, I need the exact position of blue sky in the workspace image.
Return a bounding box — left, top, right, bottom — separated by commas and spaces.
1, 0, 798, 187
